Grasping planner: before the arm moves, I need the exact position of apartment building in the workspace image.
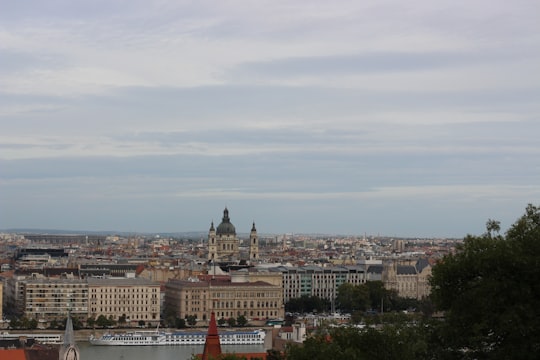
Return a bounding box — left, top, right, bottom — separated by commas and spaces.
23, 278, 88, 321
87, 277, 160, 327
269, 265, 368, 303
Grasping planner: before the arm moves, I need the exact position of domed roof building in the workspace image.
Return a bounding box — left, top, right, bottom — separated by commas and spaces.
216, 208, 236, 236
208, 208, 258, 262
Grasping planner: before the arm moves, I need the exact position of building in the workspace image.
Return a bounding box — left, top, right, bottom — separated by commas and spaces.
382, 258, 432, 299
79, 263, 139, 278
268, 265, 368, 303
165, 273, 284, 322
87, 277, 160, 327
208, 208, 259, 262
23, 277, 88, 322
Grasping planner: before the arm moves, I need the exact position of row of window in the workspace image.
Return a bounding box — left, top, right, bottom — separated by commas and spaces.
212, 300, 280, 309
91, 294, 157, 299
214, 291, 280, 298
90, 287, 158, 292
214, 310, 279, 318
91, 300, 158, 305
89, 310, 157, 319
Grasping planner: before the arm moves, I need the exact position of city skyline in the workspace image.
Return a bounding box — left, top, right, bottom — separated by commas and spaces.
1, 1, 539, 238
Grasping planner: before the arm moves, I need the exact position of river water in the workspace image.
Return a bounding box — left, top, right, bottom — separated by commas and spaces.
79, 342, 267, 360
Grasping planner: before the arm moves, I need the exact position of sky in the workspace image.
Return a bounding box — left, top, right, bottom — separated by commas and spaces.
1, 0, 539, 238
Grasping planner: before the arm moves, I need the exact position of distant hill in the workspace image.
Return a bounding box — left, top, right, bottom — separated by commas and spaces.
0, 228, 206, 238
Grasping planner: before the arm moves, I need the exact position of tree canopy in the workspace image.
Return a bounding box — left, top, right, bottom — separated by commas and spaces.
430, 204, 540, 358
284, 204, 540, 360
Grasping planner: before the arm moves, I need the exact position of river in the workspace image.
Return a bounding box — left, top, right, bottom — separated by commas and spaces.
79, 342, 267, 360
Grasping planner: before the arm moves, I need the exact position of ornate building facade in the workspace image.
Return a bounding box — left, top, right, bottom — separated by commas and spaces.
381, 258, 432, 299
165, 273, 284, 322
207, 208, 259, 262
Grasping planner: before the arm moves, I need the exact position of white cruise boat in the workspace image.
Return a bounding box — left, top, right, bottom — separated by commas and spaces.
89, 328, 266, 346
0, 332, 63, 344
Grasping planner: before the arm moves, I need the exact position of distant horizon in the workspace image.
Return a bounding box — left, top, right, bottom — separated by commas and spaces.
0, 226, 468, 240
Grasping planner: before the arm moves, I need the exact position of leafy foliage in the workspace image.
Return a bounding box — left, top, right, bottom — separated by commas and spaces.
430, 204, 540, 358
236, 314, 248, 327
285, 295, 330, 314
286, 323, 430, 360
286, 205, 540, 359
186, 314, 197, 326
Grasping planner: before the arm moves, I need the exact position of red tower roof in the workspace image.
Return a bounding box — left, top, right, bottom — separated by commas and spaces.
201, 312, 222, 360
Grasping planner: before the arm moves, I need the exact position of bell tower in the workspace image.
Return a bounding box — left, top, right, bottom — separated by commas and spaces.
207, 221, 217, 260
249, 222, 259, 261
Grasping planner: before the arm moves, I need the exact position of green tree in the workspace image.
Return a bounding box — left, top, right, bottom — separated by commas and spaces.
335, 283, 369, 313
186, 315, 197, 326
118, 314, 127, 327
87, 316, 96, 328
285, 295, 329, 314
227, 317, 237, 327
19, 316, 30, 329
96, 315, 109, 328
175, 317, 186, 329
9, 318, 19, 329
218, 317, 227, 327
28, 318, 38, 330
48, 319, 58, 330
266, 349, 286, 360
286, 324, 429, 360
236, 314, 248, 327
430, 204, 540, 359
108, 315, 116, 328
71, 316, 83, 330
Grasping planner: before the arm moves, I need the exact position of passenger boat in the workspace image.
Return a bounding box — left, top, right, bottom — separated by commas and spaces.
0, 331, 63, 344
88, 328, 266, 346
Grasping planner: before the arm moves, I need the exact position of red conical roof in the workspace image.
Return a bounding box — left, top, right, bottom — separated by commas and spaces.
201, 312, 222, 360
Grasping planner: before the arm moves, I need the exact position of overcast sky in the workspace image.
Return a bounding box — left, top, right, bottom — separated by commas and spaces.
1, 0, 539, 238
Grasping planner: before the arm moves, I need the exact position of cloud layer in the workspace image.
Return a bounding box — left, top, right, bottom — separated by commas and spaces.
1, 0, 539, 237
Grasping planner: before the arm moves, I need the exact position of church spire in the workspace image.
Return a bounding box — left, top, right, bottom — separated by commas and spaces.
222, 207, 230, 223
64, 312, 75, 346
59, 313, 79, 360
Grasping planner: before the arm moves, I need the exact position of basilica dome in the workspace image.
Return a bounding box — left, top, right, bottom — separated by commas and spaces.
216, 208, 236, 235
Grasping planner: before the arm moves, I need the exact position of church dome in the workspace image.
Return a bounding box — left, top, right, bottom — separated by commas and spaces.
216, 208, 236, 235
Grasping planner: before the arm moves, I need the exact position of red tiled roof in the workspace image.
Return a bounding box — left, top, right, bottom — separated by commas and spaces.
0, 349, 27, 360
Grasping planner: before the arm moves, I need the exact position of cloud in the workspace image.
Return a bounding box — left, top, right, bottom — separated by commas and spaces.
0, 0, 539, 236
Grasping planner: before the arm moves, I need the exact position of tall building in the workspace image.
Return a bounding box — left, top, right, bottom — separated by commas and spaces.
208, 208, 259, 262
